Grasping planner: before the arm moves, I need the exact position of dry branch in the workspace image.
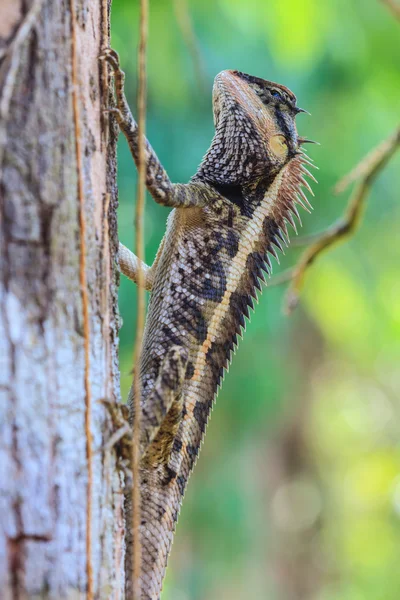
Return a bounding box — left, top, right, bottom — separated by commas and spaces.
380, 0, 400, 21
131, 0, 149, 597
275, 127, 400, 314
173, 0, 207, 90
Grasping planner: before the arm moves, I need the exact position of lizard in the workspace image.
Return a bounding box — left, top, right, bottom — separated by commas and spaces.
100, 47, 317, 599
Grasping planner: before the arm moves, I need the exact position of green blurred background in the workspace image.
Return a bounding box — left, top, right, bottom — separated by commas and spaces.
111, 0, 400, 598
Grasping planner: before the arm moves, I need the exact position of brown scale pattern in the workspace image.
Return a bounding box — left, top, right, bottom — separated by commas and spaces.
136, 153, 315, 598
101, 49, 319, 597
103, 54, 320, 596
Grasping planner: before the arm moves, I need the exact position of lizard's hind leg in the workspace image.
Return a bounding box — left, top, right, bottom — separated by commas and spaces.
131, 346, 188, 462
119, 242, 154, 290
119, 236, 165, 291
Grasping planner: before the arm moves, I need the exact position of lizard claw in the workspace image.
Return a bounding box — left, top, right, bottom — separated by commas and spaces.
99, 47, 121, 72
101, 398, 130, 424
100, 398, 132, 461
103, 106, 123, 120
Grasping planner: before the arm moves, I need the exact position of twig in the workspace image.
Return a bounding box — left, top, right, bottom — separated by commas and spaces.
290, 130, 400, 244
173, 0, 207, 91
334, 131, 400, 194
279, 127, 400, 314
0, 0, 44, 61
268, 268, 296, 287
99, 0, 110, 151
0, 0, 45, 172
380, 0, 400, 21
131, 0, 149, 596
289, 231, 329, 248
69, 1, 93, 598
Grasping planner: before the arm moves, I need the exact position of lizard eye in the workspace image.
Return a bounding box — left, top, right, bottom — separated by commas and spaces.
271, 90, 284, 102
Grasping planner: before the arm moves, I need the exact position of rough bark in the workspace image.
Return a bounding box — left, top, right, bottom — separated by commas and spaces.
0, 0, 123, 597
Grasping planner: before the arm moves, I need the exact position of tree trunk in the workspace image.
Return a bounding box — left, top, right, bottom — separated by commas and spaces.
266, 316, 326, 600
0, 1, 124, 597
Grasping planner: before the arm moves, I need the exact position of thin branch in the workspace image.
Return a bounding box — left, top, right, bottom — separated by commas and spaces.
268, 268, 296, 287
289, 231, 329, 248
280, 126, 400, 314
0, 0, 45, 171
69, 0, 93, 598
132, 0, 149, 597
290, 130, 400, 244
173, 0, 207, 91
380, 0, 400, 21
0, 0, 44, 61
334, 130, 400, 194
99, 0, 110, 152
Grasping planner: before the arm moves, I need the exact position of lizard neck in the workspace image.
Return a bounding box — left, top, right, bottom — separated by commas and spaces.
193, 101, 281, 186
208, 175, 278, 218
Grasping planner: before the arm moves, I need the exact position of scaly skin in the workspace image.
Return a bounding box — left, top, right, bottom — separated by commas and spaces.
100, 48, 317, 599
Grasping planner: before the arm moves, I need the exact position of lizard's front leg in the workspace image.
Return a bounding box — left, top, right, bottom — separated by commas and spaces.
119, 231, 166, 289
100, 48, 207, 209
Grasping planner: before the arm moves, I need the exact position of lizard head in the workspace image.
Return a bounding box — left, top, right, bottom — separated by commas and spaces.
197, 69, 308, 186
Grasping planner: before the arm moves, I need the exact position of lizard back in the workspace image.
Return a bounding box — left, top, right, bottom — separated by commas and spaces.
125, 66, 316, 598
137, 155, 314, 599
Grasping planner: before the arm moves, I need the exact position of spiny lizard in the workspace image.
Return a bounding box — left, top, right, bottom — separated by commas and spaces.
101, 47, 317, 599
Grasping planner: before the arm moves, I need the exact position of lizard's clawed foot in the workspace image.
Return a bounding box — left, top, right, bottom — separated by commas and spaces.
99, 47, 121, 72
101, 399, 132, 461
103, 107, 123, 120
99, 47, 128, 125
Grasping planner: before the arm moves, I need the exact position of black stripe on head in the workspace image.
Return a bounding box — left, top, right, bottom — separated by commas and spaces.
232, 71, 297, 107
234, 71, 265, 86
274, 108, 292, 142
273, 107, 298, 156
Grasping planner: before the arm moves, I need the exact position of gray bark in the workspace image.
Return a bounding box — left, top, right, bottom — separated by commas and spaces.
0, 0, 124, 597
